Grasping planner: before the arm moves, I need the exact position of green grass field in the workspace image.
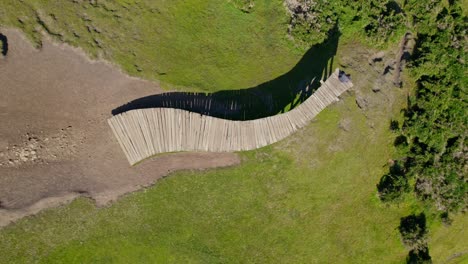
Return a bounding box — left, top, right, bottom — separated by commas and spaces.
0, 94, 409, 263
1, 1, 466, 263
2, 84, 465, 263
1, 0, 303, 92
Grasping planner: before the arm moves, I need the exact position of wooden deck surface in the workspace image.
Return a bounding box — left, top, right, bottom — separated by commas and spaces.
108, 69, 353, 165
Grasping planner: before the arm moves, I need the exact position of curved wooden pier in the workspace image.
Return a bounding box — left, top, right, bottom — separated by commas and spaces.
108, 69, 353, 165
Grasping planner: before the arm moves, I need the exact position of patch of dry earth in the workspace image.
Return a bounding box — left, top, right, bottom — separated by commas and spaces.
0, 29, 240, 227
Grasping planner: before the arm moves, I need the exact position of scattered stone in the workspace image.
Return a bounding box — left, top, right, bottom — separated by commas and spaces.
93, 26, 102, 33
355, 96, 368, 110
82, 13, 92, 22
338, 118, 352, 132
0, 128, 81, 168
93, 38, 103, 48
383, 59, 396, 75
368, 51, 385, 65
17, 17, 27, 25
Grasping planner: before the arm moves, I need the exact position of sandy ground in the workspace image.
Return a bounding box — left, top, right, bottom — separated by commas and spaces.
0, 29, 240, 227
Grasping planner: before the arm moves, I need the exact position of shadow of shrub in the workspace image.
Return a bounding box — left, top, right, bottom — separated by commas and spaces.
0, 33, 8, 56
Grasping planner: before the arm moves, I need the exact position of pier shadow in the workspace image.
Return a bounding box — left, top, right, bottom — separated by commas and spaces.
112, 23, 341, 120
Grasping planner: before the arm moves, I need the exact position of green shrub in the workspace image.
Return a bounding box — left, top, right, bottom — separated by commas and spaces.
399, 213, 432, 263
377, 161, 410, 202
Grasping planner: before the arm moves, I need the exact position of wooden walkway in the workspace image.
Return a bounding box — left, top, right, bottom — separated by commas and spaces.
108, 69, 353, 165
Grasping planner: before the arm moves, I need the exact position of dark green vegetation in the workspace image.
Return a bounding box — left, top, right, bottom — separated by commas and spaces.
376, 1, 467, 217
1, 0, 466, 263
285, 0, 407, 48
370, 1, 467, 261
399, 213, 431, 264
400, 1, 467, 214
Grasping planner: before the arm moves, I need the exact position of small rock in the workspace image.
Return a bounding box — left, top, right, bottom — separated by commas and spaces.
339, 118, 352, 132
355, 96, 368, 110
368, 51, 386, 65
383, 60, 396, 75
93, 26, 102, 33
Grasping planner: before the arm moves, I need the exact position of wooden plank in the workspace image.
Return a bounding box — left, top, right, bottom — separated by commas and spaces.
236, 121, 242, 151
144, 110, 157, 156
227, 119, 233, 151
160, 109, 168, 153
205, 116, 213, 152
193, 113, 201, 151
117, 115, 138, 164
108, 118, 134, 164
266, 117, 277, 143
122, 112, 142, 161
276, 115, 288, 140
170, 109, 176, 152
220, 119, 228, 152
124, 112, 142, 160
146, 110, 157, 155
294, 106, 308, 127
307, 97, 321, 115
196, 112, 201, 151
177, 110, 183, 151
201, 115, 209, 151
217, 118, 226, 152
156, 109, 165, 153
136, 111, 151, 158
138, 110, 154, 156
319, 82, 336, 101
151, 109, 162, 154
163, 109, 171, 152
253, 119, 261, 148
261, 118, 271, 145
208, 118, 216, 152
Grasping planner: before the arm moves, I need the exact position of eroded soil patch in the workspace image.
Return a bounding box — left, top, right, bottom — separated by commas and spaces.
0, 29, 240, 227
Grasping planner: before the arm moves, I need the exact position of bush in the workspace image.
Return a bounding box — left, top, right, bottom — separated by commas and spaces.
399, 213, 432, 263
285, 0, 339, 47
407, 247, 432, 264
232, 0, 255, 13
399, 213, 428, 249
377, 161, 409, 202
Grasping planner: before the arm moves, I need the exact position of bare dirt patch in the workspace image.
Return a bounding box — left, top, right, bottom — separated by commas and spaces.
0, 29, 240, 227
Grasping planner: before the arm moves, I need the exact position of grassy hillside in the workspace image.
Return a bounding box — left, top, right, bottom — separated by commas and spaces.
0, 0, 466, 263
1, 0, 300, 92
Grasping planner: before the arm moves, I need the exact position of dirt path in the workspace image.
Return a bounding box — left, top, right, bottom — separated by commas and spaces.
0, 29, 240, 227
